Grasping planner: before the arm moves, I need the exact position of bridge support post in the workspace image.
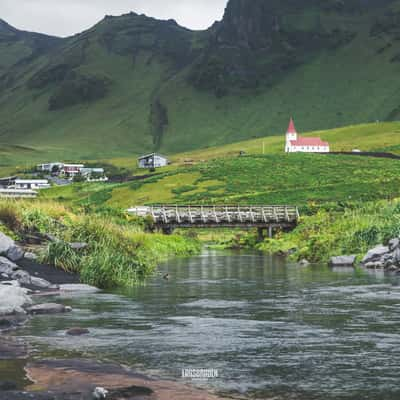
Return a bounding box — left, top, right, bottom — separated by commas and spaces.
268, 226, 273, 239
162, 226, 174, 235
257, 228, 265, 242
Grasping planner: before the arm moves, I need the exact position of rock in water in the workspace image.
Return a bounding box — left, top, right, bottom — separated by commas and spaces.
330, 255, 356, 267
30, 277, 53, 289
93, 387, 109, 399
298, 259, 310, 267
11, 269, 31, 285
361, 245, 389, 265
59, 284, 100, 293
0, 257, 19, 275
6, 245, 24, 262
66, 327, 90, 336
0, 232, 15, 255
26, 303, 72, 315
0, 283, 32, 315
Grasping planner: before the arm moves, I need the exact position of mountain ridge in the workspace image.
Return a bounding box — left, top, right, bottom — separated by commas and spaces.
1, 0, 400, 164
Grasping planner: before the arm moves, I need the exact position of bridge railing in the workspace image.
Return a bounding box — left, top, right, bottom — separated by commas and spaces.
128, 205, 299, 225
0, 189, 38, 198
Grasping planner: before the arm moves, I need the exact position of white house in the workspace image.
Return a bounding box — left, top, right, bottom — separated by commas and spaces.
14, 179, 50, 190
37, 162, 64, 172
285, 118, 330, 153
138, 153, 169, 169
80, 168, 108, 182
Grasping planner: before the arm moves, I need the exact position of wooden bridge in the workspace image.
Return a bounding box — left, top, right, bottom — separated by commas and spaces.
0, 189, 38, 199
128, 205, 299, 237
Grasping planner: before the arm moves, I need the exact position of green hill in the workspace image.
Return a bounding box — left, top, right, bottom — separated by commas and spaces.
3, 0, 400, 163
40, 121, 400, 209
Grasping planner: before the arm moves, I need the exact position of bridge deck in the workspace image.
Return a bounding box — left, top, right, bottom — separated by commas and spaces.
128, 205, 299, 233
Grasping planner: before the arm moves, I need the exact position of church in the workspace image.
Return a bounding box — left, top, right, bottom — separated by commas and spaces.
285, 118, 330, 153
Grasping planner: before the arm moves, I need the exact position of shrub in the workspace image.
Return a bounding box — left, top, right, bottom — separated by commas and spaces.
0, 203, 21, 231
42, 241, 82, 273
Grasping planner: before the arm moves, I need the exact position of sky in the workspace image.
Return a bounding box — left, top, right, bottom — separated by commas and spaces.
1, 0, 228, 37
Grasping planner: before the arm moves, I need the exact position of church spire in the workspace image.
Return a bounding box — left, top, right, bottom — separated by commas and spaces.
287, 117, 297, 134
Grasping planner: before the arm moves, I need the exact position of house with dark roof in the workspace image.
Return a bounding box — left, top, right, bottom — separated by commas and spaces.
138, 153, 169, 169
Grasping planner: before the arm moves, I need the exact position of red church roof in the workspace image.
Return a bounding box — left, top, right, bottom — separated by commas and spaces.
287, 117, 297, 134
290, 136, 329, 147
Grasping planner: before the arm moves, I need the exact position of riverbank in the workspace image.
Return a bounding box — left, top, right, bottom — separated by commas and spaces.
213, 200, 400, 265
0, 199, 201, 288
0, 280, 235, 400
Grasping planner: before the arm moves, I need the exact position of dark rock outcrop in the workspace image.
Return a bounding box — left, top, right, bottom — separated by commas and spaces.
361, 238, 400, 271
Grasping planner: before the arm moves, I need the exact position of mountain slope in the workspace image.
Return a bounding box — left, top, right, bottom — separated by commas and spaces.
2, 0, 400, 163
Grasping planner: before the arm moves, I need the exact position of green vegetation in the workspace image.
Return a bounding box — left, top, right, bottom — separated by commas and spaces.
258, 200, 400, 263
41, 152, 400, 210
0, 200, 200, 288
2, 1, 400, 163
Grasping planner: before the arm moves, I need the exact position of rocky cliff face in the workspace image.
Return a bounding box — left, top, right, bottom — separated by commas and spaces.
190, 0, 360, 95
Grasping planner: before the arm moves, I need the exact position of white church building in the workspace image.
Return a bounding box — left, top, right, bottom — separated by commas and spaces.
285, 118, 330, 153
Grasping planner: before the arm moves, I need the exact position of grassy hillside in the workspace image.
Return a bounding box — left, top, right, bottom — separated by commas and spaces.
2, 1, 400, 162
39, 121, 400, 210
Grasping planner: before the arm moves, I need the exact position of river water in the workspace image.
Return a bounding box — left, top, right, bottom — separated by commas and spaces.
15, 250, 400, 399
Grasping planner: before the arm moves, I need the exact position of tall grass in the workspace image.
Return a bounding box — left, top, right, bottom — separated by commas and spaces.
258, 200, 400, 262
0, 199, 201, 288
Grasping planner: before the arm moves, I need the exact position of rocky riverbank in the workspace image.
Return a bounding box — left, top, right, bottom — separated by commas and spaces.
0, 231, 233, 400
325, 236, 400, 272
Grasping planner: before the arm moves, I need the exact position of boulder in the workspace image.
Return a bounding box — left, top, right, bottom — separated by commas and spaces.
0, 283, 32, 315
24, 252, 38, 261
361, 245, 390, 265
30, 277, 53, 289
0, 232, 14, 255
298, 259, 310, 267
330, 255, 356, 267
389, 238, 400, 252
392, 248, 400, 264
26, 303, 72, 315
66, 327, 90, 336
0, 257, 19, 276
6, 245, 24, 262
365, 261, 385, 269
11, 269, 31, 285
59, 284, 100, 293
69, 242, 88, 251
93, 387, 109, 400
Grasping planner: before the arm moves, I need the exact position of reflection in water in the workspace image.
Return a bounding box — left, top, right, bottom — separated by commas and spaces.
15, 250, 400, 399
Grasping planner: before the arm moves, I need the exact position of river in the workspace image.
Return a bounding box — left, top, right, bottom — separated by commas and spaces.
12, 250, 400, 399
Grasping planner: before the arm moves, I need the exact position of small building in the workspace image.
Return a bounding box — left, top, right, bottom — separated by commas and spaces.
80, 168, 108, 182
138, 153, 169, 169
285, 118, 330, 153
0, 176, 17, 189
37, 162, 64, 173
61, 164, 85, 178
14, 179, 50, 190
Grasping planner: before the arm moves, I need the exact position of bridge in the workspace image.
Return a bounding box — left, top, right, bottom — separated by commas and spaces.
0, 189, 38, 199
128, 205, 299, 238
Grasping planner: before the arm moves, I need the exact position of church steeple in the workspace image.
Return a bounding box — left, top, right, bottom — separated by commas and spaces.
287, 117, 297, 135
285, 117, 298, 153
